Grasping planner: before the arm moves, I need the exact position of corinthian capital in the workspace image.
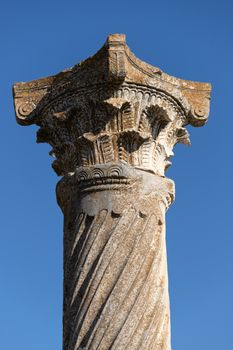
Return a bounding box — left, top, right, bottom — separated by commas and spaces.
13, 34, 211, 177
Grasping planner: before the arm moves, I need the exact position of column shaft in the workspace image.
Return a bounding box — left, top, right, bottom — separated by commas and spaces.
58, 165, 174, 350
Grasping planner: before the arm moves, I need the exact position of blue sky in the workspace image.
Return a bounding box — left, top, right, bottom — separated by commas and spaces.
1, 0, 232, 349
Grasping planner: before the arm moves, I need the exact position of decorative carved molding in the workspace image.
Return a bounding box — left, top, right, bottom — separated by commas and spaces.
56, 163, 175, 213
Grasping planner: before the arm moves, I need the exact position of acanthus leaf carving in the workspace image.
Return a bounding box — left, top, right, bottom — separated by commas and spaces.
13, 34, 211, 178
33, 92, 192, 176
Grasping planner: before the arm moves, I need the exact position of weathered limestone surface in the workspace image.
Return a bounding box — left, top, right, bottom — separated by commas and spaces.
13, 34, 211, 350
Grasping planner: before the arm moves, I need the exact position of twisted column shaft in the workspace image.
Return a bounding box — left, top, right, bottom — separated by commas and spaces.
58, 165, 174, 350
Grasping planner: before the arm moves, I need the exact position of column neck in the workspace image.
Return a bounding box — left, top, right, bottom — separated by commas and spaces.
56, 163, 175, 214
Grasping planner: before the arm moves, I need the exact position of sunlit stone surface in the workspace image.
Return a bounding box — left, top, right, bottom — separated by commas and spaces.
13, 34, 211, 350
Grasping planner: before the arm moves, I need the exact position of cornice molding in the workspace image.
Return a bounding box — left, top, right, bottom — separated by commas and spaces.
13, 34, 211, 127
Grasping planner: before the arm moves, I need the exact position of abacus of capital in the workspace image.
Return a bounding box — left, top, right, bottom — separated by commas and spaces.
13, 34, 211, 350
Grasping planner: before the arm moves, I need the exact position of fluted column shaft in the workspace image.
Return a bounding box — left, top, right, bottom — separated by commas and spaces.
57, 164, 174, 350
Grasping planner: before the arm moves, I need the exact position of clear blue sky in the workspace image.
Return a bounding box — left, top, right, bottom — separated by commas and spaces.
0, 0, 232, 349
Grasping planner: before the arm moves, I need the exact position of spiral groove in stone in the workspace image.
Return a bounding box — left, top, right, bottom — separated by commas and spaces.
63, 201, 171, 350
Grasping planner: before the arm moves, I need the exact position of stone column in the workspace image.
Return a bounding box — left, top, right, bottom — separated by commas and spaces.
13, 34, 211, 350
